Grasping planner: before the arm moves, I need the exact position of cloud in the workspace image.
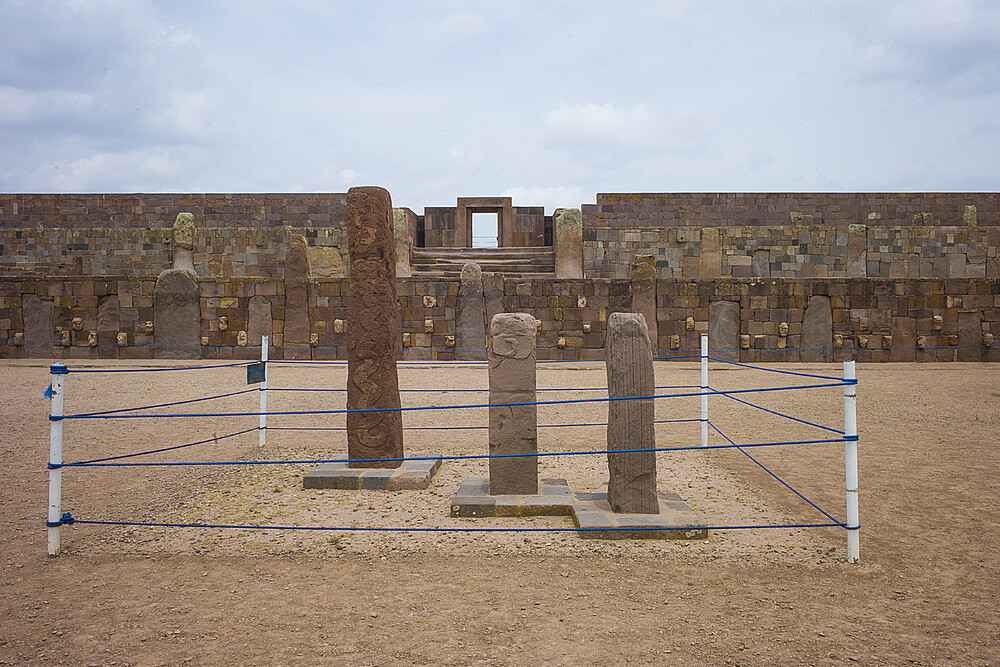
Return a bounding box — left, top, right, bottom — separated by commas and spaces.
19, 149, 180, 191
0, 86, 94, 124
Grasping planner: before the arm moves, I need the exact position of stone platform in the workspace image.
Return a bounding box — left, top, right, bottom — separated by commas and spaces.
302, 457, 441, 491
449, 477, 708, 540
450, 477, 575, 518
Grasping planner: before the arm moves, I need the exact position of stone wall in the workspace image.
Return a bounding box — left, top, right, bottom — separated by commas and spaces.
3, 276, 997, 363
582, 193, 998, 280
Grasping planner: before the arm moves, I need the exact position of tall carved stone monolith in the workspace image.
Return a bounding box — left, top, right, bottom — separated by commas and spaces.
488, 313, 537, 495
801, 295, 833, 362
283, 235, 311, 360
23, 294, 54, 359
456, 262, 486, 361
606, 312, 659, 514
154, 212, 200, 359
629, 257, 658, 350
708, 300, 740, 363
346, 186, 403, 468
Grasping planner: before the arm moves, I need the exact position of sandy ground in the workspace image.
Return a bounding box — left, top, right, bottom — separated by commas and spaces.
1, 357, 998, 666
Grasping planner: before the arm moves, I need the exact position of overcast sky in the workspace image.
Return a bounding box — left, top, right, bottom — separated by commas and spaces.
1, 0, 998, 213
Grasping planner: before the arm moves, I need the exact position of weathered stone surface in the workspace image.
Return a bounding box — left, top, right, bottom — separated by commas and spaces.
699, 227, 722, 278
889, 317, 917, 362
171, 212, 195, 272
801, 295, 833, 362
97, 295, 120, 357
751, 250, 771, 278
964, 205, 978, 227
554, 208, 583, 279
708, 301, 740, 363
248, 295, 272, 348
847, 224, 867, 278
308, 246, 345, 278
488, 313, 538, 495
605, 312, 658, 514
393, 208, 412, 278
346, 186, 403, 468
283, 235, 311, 359
482, 272, 505, 327
958, 311, 984, 361
629, 258, 657, 347
153, 268, 200, 359
23, 294, 54, 358
456, 262, 486, 361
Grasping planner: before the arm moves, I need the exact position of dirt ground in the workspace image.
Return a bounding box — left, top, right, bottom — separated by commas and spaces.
1, 357, 998, 666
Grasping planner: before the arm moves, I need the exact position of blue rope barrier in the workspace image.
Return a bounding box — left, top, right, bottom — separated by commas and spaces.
707, 386, 845, 435
52, 515, 848, 532
267, 385, 701, 394
704, 357, 851, 383
708, 421, 840, 525
65, 361, 255, 374
54, 438, 847, 468
68, 388, 260, 418
54, 382, 852, 421
268, 418, 704, 433
54, 427, 261, 467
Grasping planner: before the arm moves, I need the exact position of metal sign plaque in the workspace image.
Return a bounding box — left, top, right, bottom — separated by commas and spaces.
247, 362, 266, 385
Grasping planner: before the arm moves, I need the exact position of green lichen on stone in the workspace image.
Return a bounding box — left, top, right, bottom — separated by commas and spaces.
172, 212, 195, 250
964, 205, 977, 228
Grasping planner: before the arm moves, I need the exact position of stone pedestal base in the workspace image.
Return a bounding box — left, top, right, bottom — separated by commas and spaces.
449, 477, 708, 540
302, 457, 441, 491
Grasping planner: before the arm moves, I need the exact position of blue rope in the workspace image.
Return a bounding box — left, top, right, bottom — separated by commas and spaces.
54, 382, 852, 420
51, 515, 848, 532
69, 388, 259, 418
268, 418, 704, 433
66, 361, 255, 374
52, 427, 260, 468
704, 357, 853, 383
55, 438, 846, 468
708, 386, 845, 435
708, 421, 840, 525
267, 385, 701, 394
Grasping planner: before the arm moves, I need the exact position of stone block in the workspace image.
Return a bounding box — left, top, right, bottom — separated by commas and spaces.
488, 313, 538, 495
153, 269, 200, 359
708, 300, 740, 363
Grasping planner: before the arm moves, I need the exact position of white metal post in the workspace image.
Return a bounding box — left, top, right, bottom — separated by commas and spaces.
259, 335, 268, 447
843, 360, 860, 563
700, 333, 709, 447
47, 363, 67, 556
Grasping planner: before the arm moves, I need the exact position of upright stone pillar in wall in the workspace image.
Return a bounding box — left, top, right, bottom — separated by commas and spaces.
22, 294, 54, 359
248, 295, 272, 348
629, 258, 658, 351
154, 212, 200, 359
97, 295, 120, 358
699, 227, 722, 278
708, 301, 740, 363
605, 312, 659, 514
889, 317, 916, 362
393, 208, 412, 278
488, 313, 538, 495
958, 311, 984, 362
170, 213, 196, 273
346, 186, 404, 468
553, 208, 583, 279
801, 295, 833, 362
283, 235, 312, 360
847, 224, 868, 278
751, 251, 771, 278
483, 273, 505, 337
456, 262, 486, 361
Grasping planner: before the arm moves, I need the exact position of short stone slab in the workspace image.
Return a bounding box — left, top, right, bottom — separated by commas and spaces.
572, 491, 708, 540
302, 457, 441, 491
450, 477, 575, 518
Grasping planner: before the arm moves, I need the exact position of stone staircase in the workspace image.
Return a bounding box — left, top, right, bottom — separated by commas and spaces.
409, 247, 555, 278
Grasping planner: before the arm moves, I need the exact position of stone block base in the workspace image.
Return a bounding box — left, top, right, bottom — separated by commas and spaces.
449, 477, 574, 518
302, 457, 441, 491
572, 491, 707, 540
449, 478, 707, 540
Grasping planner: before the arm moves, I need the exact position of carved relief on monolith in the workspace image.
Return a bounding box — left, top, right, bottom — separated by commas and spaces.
283, 235, 311, 360
488, 312, 538, 495
154, 212, 200, 359
605, 312, 658, 514
346, 186, 404, 468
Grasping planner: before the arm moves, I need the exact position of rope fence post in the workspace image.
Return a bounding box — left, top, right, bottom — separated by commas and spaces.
47, 363, 67, 556
700, 333, 708, 447
843, 360, 860, 563
259, 335, 268, 447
